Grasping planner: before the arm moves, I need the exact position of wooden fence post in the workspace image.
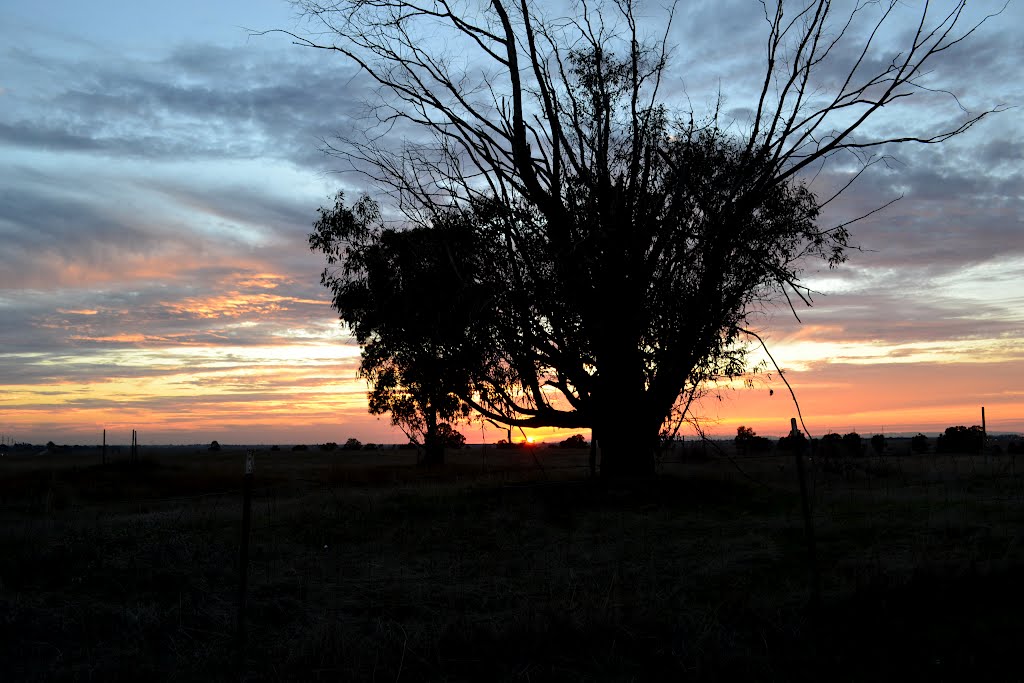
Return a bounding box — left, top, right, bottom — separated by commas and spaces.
981, 406, 987, 457
237, 450, 255, 656
792, 418, 820, 609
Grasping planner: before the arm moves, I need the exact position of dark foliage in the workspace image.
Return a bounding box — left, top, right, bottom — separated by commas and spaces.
342, 438, 363, 451
911, 433, 930, 454
311, 197, 475, 465
870, 434, 886, 455
560, 434, 589, 449
776, 431, 807, 452
937, 425, 984, 454
734, 426, 772, 454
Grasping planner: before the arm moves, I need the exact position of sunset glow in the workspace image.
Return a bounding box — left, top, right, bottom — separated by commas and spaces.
0, 1, 1021, 446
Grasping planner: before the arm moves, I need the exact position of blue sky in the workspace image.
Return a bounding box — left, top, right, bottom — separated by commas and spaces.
1, 0, 1021, 445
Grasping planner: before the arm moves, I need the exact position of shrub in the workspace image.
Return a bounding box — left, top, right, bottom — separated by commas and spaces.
870, 434, 886, 455
910, 434, 929, 454
362, 442, 378, 450
434, 424, 466, 449
735, 426, 773, 454
291, 444, 308, 452
777, 431, 808, 452
936, 425, 984, 454
319, 442, 338, 452
270, 445, 281, 451
208, 440, 221, 452
818, 432, 843, 457
560, 434, 588, 449
843, 432, 863, 457
342, 438, 363, 451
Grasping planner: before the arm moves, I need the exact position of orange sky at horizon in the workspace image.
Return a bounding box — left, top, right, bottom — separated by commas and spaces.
3, 290, 1021, 446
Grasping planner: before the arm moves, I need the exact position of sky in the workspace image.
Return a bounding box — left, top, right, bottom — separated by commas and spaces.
1, 0, 1021, 446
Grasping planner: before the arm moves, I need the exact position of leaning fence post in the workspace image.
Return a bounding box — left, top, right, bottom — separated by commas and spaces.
237, 449, 254, 655
791, 417, 820, 609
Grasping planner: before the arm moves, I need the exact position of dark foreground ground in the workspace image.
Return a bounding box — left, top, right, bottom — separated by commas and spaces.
2, 445, 1023, 681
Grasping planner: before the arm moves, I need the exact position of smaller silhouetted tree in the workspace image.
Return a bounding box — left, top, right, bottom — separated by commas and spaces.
819, 433, 843, 457
560, 434, 588, 449
777, 431, 807, 452
870, 434, 886, 455
208, 440, 221, 452
842, 432, 862, 457
342, 438, 362, 451
911, 434, 930, 454
937, 426, 984, 454
434, 424, 466, 450
735, 426, 772, 455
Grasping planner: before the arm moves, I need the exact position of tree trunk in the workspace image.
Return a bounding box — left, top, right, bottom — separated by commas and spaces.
421, 408, 445, 465
598, 416, 658, 479
591, 320, 659, 479
592, 376, 659, 479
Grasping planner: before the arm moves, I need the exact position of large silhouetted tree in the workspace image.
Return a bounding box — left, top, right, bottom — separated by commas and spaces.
294, 0, 1001, 478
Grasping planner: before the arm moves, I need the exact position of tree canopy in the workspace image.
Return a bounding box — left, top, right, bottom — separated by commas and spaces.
297, 0, 1001, 477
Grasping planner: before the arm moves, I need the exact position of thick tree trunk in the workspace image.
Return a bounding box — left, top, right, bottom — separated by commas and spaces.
420, 408, 445, 465
597, 414, 658, 479
592, 376, 660, 479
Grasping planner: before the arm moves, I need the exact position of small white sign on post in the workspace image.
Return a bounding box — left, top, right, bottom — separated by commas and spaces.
245, 450, 254, 475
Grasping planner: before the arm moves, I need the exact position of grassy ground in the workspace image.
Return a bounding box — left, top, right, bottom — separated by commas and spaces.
1, 446, 1023, 681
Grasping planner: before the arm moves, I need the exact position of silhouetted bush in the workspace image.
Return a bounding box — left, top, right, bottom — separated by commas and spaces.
937, 425, 984, 454
495, 439, 514, 450
270, 445, 281, 451
560, 434, 588, 449
208, 440, 221, 452
818, 433, 843, 457
843, 432, 863, 457
870, 434, 886, 455
911, 433, 929, 454
319, 442, 338, 452
291, 444, 308, 452
735, 426, 773, 454
777, 431, 807, 452
362, 442, 378, 450
433, 424, 466, 449
342, 438, 362, 451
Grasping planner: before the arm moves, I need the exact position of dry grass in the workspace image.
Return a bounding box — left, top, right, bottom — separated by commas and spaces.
2, 446, 1023, 681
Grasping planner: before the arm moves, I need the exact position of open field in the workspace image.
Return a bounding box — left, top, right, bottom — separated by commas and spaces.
2, 445, 1024, 681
